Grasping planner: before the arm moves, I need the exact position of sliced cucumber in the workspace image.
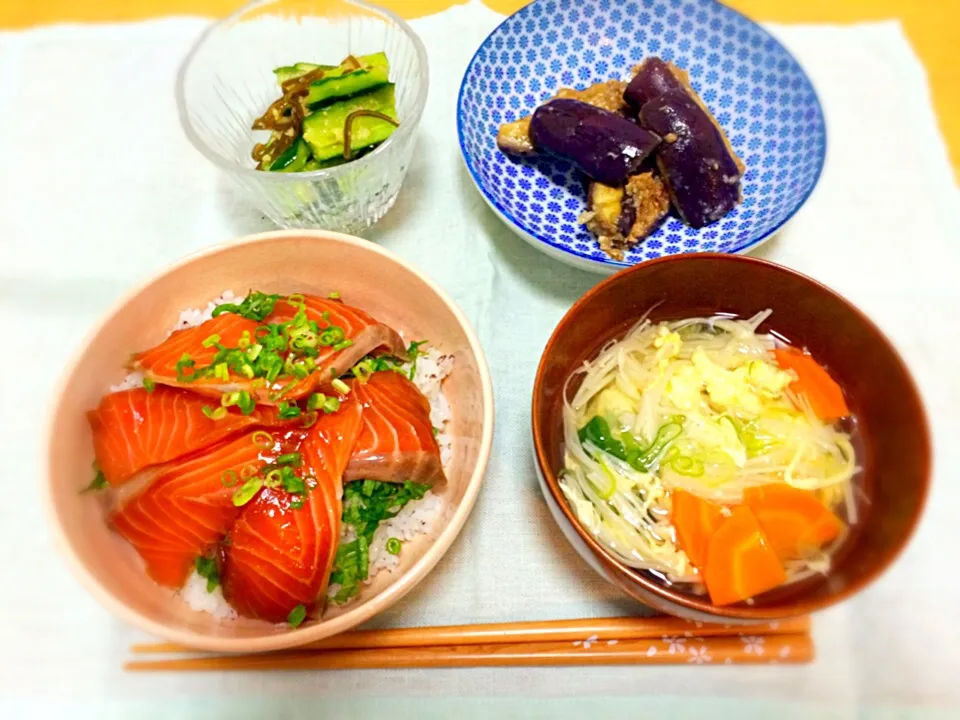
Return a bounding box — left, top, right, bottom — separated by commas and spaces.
302, 83, 398, 162
304, 52, 390, 107
269, 137, 311, 172
273, 62, 336, 86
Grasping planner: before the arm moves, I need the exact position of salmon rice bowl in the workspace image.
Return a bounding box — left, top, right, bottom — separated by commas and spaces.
86, 289, 453, 628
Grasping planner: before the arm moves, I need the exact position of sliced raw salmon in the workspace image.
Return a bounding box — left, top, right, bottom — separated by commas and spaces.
221, 392, 364, 623
110, 431, 278, 587
130, 314, 273, 399
345, 371, 446, 486
268, 295, 407, 387
88, 386, 291, 487
131, 296, 405, 405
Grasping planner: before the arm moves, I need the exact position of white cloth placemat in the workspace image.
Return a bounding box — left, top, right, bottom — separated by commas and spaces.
1, 2, 958, 716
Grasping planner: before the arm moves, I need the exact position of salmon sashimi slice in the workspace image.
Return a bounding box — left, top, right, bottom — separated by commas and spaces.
131, 295, 406, 406
221, 392, 364, 623
345, 371, 447, 486
130, 313, 271, 398
110, 431, 280, 588
88, 386, 292, 487
268, 295, 407, 388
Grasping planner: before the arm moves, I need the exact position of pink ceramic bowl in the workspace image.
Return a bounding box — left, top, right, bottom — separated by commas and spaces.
44, 230, 494, 652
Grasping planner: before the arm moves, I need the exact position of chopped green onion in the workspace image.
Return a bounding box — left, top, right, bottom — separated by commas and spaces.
241, 463, 259, 478
237, 391, 256, 415
142, 377, 156, 393
669, 454, 705, 477
246, 343, 263, 361
195, 556, 220, 593
220, 469, 239, 487
277, 401, 301, 420
263, 468, 283, 489
328, 291, 340, 300
237, 330, 252, 349
201, 333, 221, 349
287, 293, 306, 308
232, 477, 263, 506
252, 431, 274, 449
332, 339, 353, 352
83, 463, 108, 493
175, 353, 195, 381
406, 340, 428, 380
385, 537, 402, 555
306, 391, 340, 413
322, 396, 341, 413
212, 291, 280, 322
287, 604, 307, 628
290, 496, 305, 510
221, 391, 241, 408
301, 411, 319, 429
578, 416, 627, 461
332, 378, 350, 395
277, 452, 302, 467
352, 358, 375, 383
213, 362, 229, 381
318, 327, 346, 346
290, 362, 309, 379
282, 474, 306, 494
432, 426, 440, 437
202, 405, 228, 420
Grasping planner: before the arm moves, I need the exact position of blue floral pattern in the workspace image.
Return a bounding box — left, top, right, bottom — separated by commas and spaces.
457, 0, 826, 270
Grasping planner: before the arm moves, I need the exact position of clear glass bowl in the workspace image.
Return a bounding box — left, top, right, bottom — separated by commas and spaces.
176, 0, 428, 232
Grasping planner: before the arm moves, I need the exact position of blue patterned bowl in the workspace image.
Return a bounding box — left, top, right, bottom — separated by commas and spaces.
457, 0, 826, 273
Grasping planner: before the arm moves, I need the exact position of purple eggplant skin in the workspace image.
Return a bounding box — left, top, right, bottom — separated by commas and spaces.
624, 57, 688, 111
529, 99, 661, 186
640, 92, 742, 228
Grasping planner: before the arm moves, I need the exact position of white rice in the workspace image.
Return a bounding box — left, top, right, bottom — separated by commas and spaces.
170, 290, 246, 333
109, 370, 144, 393
366, 490, 444, 577
180, 570, 238, 620
155, 293, 454, 619
325, 344, 453, 600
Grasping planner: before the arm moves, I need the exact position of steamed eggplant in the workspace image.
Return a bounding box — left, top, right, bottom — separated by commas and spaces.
583, 172, 670, 259
640, 93, 742, 228
496, 80, 628, 156
529, 99, 661, 186
492, 54, 746, 257
624, 57, 688, 111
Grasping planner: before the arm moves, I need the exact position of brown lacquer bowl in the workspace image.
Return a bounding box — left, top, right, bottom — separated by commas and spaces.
533, 254, 930, 622
44, 230, 494, 652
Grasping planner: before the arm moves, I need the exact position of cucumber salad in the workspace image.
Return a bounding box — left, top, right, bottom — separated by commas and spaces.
252, 53, 399, 173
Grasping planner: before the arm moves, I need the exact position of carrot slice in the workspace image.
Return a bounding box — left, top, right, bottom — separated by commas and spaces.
702, 506, 786, 606
773, 347, 850, 421
744, 484, 844, 561
671, 490, 725, 569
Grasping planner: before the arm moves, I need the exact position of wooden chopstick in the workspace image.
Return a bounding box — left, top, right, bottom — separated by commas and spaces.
132, 615, 809, 654
125, 633, 812, 671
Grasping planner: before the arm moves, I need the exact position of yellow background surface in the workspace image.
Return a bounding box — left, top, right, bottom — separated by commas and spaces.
2, 0, 957, 181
